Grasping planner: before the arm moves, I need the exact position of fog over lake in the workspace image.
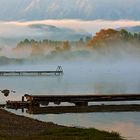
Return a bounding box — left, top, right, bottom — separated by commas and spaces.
0, 0, 140, 139
0, 19, 140, 140
1, 61, 140, 140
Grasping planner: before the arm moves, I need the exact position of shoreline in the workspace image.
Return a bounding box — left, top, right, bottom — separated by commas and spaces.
0, 108, 64, 137
0, 108, 124, 140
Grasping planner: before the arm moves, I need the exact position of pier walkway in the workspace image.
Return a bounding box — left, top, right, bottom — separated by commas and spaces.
24, 94, 140, 106
0, 66, 63, 76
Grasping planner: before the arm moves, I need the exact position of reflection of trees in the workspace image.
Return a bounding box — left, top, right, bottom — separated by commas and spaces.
94, 82, 127, 94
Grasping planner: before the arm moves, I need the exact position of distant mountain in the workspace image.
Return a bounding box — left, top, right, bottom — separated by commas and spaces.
28, 24, 91, 40
0, 24, 91, 46
0, 0, 140, 21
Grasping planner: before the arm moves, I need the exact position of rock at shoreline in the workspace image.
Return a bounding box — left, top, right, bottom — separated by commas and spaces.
0, 109, 63, 136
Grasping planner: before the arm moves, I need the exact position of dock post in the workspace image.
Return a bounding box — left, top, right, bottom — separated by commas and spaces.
22, 96, 24, 102
22, 108, 24, 113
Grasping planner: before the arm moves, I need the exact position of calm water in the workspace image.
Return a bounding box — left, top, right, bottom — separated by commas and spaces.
0, 61, 140, 140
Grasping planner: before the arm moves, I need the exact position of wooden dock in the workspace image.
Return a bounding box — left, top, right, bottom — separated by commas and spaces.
5, 94, 140, 114
24, 94, 140, 106
0, 66, 63, 76
6, 94, 140, 110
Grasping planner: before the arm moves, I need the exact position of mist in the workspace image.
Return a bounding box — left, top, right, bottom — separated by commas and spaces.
0, 19, 140, 46
0, 20, 140, 98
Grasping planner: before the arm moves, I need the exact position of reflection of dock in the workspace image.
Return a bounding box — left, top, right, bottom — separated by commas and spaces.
6, 101, 29, 109
0, 66, 63, 76
26, 104, 140, 114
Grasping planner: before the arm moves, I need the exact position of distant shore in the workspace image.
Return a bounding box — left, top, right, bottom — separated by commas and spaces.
0, 108, 124, 140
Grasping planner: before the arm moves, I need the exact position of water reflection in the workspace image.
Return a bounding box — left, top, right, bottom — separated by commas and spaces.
24, 105, 140, 114
0, 62, 140, 140
23, 112, 139, 140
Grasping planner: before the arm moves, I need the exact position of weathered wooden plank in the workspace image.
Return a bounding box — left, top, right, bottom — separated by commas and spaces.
6, 94, 140, 109
25, 94, 140, 103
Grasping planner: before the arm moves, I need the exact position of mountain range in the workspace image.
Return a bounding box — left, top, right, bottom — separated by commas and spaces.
28, 24, 91, 40
0, 24, 91, 46
0, 0, 140, 21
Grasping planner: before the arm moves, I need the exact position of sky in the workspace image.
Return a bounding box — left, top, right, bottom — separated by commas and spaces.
0, 0, 140, 21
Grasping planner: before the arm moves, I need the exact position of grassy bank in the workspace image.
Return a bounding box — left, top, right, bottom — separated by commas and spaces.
0, 109, 125, 140
0, 128, 124, 140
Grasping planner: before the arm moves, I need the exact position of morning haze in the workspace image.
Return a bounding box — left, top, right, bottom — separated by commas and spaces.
0, 1, 140, 140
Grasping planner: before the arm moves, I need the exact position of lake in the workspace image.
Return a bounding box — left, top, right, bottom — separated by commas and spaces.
0, 61, 140, 140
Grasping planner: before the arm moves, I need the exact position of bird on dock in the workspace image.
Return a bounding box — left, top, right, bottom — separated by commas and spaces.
0, 89, 16, 97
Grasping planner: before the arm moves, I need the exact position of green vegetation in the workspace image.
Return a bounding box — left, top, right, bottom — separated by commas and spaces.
13, 38, 89, 56
14, 29, 140, 56
10, 28, 140, 61
0, 128, 124, 140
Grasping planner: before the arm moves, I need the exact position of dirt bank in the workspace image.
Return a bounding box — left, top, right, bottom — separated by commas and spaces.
0, 109, 124, 140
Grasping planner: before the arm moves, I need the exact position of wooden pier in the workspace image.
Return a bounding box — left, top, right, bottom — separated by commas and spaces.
6, 94, 140, 109
5, 94, 140, 114
24, 94, 140, 107
0, 66, 63, 76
